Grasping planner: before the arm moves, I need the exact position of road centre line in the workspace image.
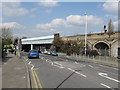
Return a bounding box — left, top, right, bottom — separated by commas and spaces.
75, 62, 79, 64
54, 62, 62, 66
100, 83, 114, 90
51, 63, 64, 68
67, 68, 75, 72
88, 65, 98, 69
75, 72, 87, 77
26, 59, 28, 61
28, 61, 31, 64
88, 65, 94, 68
67, 68, 87, 77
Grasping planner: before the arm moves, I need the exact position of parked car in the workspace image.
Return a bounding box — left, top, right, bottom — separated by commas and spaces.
43, 50, 48, 54
51, 51, 58, 56
47, 51, 52, 55
28, 49, 39, 59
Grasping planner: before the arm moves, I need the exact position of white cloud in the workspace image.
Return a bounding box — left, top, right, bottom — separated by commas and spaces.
2, 2, 36, 17
113, 20, 119, 30
38, 0, 58, 7
2, 2, 30, 17
35, 15, 104, 36
105, 14, 118, 20
0, 22, 26, 30
103, 0, 118, 14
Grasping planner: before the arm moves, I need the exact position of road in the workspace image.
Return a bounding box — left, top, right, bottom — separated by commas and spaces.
22, 53, 119, 89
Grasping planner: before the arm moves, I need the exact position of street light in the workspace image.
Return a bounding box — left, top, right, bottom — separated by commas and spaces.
85, 12, 87, 56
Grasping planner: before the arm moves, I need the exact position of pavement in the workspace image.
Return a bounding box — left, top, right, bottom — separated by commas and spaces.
2, 54, 29, 88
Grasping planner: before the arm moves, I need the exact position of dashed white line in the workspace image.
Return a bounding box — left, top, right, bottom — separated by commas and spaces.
88, 65, 98, 69
31, 65, 34, 70
52, 63, 64, 68
88, 65, 94, 68
75, 62, 79, 64
100, 83, 114, 90
54, 62, 62, 66
75, 72, 87, 77
67, 68, 75, 72
26, 59, 28, 61
28, 61, 31, 64
67, 68, 87, 77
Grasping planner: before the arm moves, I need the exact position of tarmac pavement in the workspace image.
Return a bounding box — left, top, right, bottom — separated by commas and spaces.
2, 54, 29, 88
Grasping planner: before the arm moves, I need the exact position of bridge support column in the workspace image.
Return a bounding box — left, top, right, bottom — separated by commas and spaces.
31, 44, 33, 50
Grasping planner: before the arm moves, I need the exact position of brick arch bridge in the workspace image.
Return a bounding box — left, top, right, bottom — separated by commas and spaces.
61, 32, 119, 57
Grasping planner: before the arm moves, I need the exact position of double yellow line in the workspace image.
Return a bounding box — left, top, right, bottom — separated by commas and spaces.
31, 69, 43, 90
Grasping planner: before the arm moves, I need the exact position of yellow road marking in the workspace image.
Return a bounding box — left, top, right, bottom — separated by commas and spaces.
33, 70, 43, 89
31, 70, 38, 89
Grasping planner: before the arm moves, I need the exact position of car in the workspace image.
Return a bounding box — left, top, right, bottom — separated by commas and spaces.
28, 49, 39, 59
47, 51, 52, 55
43, 50, 48, 54
51, 51, 58, 56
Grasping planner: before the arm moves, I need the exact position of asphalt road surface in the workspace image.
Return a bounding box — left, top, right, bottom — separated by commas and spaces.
23, 54, 119, 89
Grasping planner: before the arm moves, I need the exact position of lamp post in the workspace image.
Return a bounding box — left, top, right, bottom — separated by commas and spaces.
85, 12, 87, 56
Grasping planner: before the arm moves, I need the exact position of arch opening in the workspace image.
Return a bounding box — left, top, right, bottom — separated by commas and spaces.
94, 42, 109, 56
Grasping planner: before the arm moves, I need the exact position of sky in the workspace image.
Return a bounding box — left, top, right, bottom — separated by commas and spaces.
1, 0, 118, 38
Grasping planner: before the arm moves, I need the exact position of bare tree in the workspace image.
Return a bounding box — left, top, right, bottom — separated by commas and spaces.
1, 27, 13, 45
107, 19, 114, 38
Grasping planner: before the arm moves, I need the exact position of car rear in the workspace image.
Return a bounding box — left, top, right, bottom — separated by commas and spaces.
28, 50, 39, 58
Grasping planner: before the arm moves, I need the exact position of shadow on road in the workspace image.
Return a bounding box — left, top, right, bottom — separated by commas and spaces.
54, 72, 75, 90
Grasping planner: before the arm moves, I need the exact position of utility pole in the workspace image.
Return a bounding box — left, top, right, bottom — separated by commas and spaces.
85, 12, 87, 56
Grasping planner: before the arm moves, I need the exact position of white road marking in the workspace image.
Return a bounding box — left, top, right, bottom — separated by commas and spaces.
26, 59, 28, 61
54, 62, 62, 66
51, 63, 64, 68
113, 68, 118, 70
75, 62, 79, 64
67, 68, 87, 77
28, 61, 31, 64
88, 65, 94, 68
46, 59, 49, 61
51, 62, 53, 65
47, 60, 52, 63
75, 72, 87, 77
88, 65, 98, 69
98, 72, 120, 83
4, 63, 7, 64
100, 83, 114, 90
97, 68, 118, 76
31, 65, 34, 70
67, 68, 75, 72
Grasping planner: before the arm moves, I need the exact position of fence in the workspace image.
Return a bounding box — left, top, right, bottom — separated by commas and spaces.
58, 48, 119, 63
